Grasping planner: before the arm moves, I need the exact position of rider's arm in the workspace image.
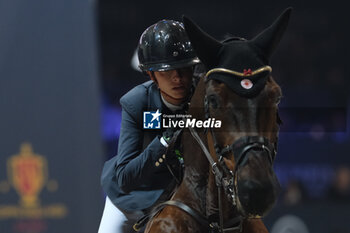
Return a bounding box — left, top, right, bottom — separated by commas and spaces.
115, 99, 168, 194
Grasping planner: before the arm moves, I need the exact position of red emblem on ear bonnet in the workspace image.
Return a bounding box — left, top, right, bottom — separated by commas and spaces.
241, 79, 253, 89
243, 69, 252, 75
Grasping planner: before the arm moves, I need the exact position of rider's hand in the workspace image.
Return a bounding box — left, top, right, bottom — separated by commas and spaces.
161, 128, 176, 146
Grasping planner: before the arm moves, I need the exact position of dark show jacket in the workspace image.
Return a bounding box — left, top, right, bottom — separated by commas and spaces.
101, 80, 174, 211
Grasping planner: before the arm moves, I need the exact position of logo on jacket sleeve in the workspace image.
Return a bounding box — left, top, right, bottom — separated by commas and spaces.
143, 110, 161, 129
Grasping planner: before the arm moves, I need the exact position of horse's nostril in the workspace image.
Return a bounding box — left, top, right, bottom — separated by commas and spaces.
239, 180, 265, 194
237, 179, 279, 216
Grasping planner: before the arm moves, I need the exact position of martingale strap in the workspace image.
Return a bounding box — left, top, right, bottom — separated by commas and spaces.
133, 200, 208, 231
134, 199, 242, 233
160, 200, 208, 226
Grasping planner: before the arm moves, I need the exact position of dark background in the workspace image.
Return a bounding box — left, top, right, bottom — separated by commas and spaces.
98, 0, 349, 103
97, 0, 350, 232
0, 1, 103, 233
0, 0, 348, 232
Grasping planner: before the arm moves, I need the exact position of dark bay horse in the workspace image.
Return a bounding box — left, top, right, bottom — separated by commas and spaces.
145, 8, 292, 233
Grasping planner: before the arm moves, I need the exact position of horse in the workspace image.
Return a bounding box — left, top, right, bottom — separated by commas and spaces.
144, 8, 292, 233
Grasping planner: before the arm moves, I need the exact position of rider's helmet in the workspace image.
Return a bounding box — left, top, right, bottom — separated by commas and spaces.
138, 19, 200, 72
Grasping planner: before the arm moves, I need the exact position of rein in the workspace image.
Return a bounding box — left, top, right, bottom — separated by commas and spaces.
189, 126, 243, 233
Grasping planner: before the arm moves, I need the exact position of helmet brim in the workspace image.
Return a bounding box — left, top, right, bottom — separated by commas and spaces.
139, 57, 201, 72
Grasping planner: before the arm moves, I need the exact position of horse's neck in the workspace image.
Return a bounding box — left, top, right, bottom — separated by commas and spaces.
175, 129, 209, 215
174, 78, 209, 213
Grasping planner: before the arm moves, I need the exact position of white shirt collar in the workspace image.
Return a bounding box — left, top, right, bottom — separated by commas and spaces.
161, 94, 184, 112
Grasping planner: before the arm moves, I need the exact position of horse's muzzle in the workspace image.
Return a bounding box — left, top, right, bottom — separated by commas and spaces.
236, 150, 280, 217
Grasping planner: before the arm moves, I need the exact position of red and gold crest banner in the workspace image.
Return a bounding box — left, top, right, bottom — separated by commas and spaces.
8, 143, 47, 208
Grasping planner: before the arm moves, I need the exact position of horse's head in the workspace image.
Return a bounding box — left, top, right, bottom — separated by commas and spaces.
184, 8, 291, 218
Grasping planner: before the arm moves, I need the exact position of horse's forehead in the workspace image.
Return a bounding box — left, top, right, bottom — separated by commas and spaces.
207, 42, 270, 98
219, 42, 266, 71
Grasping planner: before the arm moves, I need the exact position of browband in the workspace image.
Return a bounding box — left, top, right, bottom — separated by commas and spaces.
204, 66, 272, 78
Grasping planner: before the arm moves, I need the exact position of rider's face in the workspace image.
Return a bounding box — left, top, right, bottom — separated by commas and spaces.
149, 67, 193, 105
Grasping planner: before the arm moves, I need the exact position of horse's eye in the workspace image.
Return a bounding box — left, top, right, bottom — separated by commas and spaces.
208, 95, 219, 109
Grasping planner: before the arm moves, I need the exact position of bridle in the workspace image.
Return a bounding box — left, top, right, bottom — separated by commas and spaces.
187, 66, 278, 232
135, 66, 279, 233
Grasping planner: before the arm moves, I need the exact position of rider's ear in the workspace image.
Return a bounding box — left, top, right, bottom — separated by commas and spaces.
148, 71, 158, 86
147, 71, 154, 80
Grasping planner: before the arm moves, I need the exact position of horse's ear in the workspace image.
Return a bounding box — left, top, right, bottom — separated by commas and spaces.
252, 7, 292, 59
183, 15, 222, 68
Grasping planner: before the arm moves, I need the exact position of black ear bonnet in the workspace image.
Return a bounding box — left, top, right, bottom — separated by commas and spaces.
206, 39, 271, 98
183, 8, 292, 98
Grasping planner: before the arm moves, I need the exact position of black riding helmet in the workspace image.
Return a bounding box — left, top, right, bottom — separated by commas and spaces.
138, 19, 200, 72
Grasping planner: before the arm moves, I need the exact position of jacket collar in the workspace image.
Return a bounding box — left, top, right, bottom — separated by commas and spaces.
147, 82, 163, 111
